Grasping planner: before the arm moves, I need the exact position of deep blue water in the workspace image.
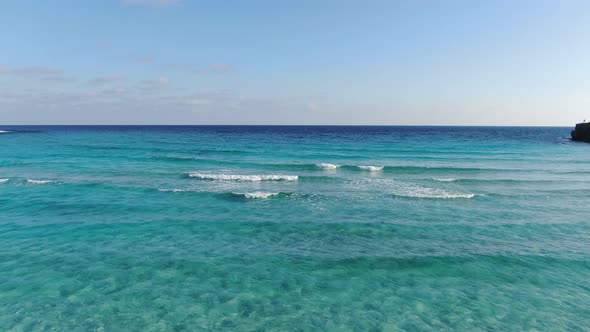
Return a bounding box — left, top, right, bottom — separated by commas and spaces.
1, 125, 589, 331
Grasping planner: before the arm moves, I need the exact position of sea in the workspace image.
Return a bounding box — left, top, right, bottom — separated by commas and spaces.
0, 125, 589, 331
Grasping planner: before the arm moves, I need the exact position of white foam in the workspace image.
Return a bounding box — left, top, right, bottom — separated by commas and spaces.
392, 182, 474, 199
238, 192, 280, 199
189, 173, 298, 181
317, 163, 340, 170
159, 188, 190, 192
433, 178, 456, 182
27, 179, 53, 184
0, 178, 9, 183
0, 130, 11, 134
358, 165, 384, 171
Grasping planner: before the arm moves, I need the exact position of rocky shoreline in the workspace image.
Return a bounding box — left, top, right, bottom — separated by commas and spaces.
571, 123, 590, 142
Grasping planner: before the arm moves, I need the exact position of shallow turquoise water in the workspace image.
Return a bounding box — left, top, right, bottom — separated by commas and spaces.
1, 126, 589, 331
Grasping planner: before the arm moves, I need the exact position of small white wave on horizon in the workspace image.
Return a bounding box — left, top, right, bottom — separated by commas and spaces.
189, 173, 298, 181
27, 179, 54, 184
0, 178, 9, 183
0, 130, 11, 134
358, 165, 384, 172
317, 163, 340, 170
433, 178, 457, 182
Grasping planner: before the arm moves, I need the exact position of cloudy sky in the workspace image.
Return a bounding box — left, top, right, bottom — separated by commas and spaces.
1, 0, 589, 125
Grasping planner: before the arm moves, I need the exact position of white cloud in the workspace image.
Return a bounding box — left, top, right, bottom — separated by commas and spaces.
187, 98, 213, 105
140, 77, 169, 90
0, 66, 63, 76
88, 76, 128, 85
194, 63, 234, 75
131, 56, 156, 63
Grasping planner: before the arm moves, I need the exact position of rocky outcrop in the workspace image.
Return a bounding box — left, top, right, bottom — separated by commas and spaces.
571, 123, 590, 142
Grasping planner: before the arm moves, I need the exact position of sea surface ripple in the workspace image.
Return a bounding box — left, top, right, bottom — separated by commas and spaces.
0, 125, 588, 331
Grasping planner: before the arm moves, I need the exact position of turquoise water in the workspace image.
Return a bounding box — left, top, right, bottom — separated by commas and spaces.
1, 126, 589, 331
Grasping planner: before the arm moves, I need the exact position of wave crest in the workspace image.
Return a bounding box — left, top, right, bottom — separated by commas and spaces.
317, 163, 340, 170
237, 192, 280, 199
158, 188, 192, 192
432, 178, 457, 182
0, 178, 9, 183
188, 173, 298, 181
358, 165, 384, 171
392, 182, 474, 199
27, 179, 54, 184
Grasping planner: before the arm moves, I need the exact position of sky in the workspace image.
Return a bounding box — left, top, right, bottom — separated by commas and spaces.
1, 0, 589, 125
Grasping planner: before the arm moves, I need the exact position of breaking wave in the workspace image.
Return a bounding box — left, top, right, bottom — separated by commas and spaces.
317, 163, 340, 170
188, 173, 298, 181
392, 182, 475, 199
234, 192, 280, 199
433, 178, 457, 182
223, 191, 305, 201
381, 165, 515, 173
358, 165, 384, 171
158, 188, 193, 193
0, 178, 9, 183
27, 179, 54, 184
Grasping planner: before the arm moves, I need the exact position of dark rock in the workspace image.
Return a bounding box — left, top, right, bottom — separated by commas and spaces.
571, 123, 590, 142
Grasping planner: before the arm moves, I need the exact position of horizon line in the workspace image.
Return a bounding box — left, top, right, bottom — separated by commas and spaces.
0, 124, 576, 128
